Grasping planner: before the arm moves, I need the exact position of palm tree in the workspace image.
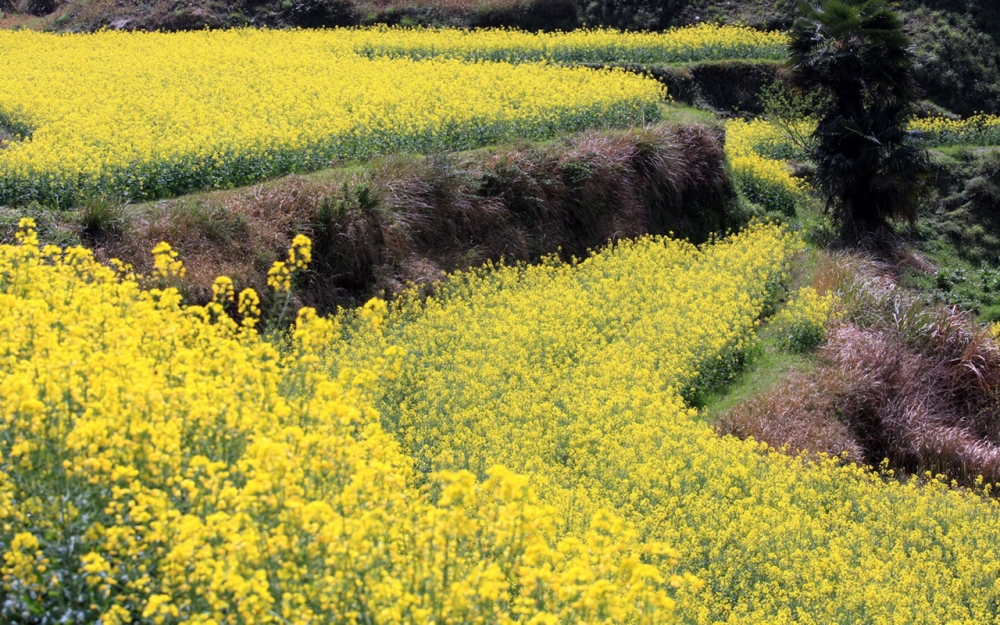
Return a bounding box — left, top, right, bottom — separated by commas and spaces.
790, 0, 927, 243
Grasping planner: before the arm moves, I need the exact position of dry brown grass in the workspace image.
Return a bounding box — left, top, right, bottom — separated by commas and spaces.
822, 311, 1000, 483
90, 122, 735, 315
714, 368, 867, 462
0, 10, 46, 27
92, 187, 294, 304
719, 253, 1000, 486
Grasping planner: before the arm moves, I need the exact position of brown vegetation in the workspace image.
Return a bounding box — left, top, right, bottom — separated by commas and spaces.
718, 254, 1000, 486
85, 122, 738, 314
714, 368, 868, 463
355, 0, 525, 13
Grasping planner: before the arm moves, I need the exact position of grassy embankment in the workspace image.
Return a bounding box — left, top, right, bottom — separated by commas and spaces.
0, 25, 785, 310
702, 110, 1000, 491
3, 115, 739, 313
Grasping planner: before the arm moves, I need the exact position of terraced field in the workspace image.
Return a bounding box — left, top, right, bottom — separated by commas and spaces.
0, 25, 787, 207
6, 20, 1000, 625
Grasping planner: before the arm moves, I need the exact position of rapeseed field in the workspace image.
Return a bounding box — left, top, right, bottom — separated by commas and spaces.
6, 210, 1000, 622
348, 23, 788, 63
725, 118, 810, 215
0, 24, 794, 207
0, 219, 688, 623
0, 29, 664, 206
319, 223, 1000, 623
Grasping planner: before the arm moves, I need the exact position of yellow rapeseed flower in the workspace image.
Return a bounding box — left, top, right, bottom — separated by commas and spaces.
0, 220, 683, 622
0, 28, 666, 206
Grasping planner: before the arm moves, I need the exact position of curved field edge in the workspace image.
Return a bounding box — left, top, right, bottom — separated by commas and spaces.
319, 223, 1000, 623
5, 120, 743, 314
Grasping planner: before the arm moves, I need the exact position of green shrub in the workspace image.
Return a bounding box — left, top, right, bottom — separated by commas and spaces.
904, 8, 1000, 116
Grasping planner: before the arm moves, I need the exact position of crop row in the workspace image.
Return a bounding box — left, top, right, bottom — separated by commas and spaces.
722, 111, 1000, 215
0, 29, 664, 207
348, 23, 788, 64
911, 113, 1000, 147
737, 114, 1000, 152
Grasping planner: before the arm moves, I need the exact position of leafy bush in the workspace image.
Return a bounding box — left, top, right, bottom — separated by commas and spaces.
899, 151, 1000, 315
277, 0, 359, 26
900, 0, 1000, 43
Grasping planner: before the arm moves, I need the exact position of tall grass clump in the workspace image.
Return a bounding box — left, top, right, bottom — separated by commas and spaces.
723, 253, 1000, 488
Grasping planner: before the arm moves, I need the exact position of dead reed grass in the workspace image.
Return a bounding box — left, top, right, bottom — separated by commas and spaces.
719, 252, 1000, 486
714, 368, 867, 462
92, 122, 736, 314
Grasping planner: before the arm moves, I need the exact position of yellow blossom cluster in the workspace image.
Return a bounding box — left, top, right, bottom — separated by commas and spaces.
350, 23, 788, 64
211, 275, 235, 304
320, 223, 1000, 623
0, 219, 684, 623
910, 113, 1000, 147
770, 286, 839, 352
0, 28, 664, 207
267, 234, 313, 293
151, 241, 186, 281
725, 118, 810, 215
